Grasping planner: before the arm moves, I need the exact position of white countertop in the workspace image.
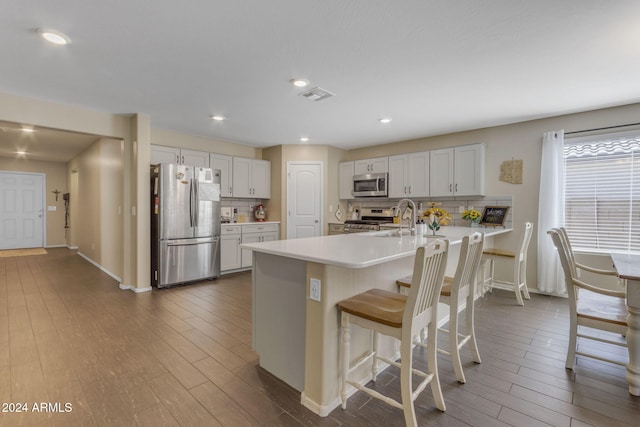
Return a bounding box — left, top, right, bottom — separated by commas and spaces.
241, 226, 510, 269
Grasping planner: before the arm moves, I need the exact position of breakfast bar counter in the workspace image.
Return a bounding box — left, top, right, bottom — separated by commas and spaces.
241, 226, 510, 416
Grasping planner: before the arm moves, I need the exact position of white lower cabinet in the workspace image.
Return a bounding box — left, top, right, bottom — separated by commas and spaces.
241, 223, 279, 268
220, 225, 242, 272
221, 223, 279, 273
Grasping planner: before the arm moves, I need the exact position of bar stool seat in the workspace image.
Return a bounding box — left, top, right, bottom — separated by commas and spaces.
338, 240, 449, 427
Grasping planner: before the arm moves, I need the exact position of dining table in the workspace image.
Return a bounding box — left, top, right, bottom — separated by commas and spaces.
609, 252, 640, 396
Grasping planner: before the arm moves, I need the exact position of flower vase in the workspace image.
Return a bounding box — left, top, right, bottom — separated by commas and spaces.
471, 220, 481, 228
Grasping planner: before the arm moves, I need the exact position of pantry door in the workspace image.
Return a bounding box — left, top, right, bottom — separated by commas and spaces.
0, 172, 45, 249
287, 162, 323, 239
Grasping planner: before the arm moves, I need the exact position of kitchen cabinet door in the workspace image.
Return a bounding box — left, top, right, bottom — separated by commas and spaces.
151, 145, 180, 164
429, 148, 455, 196
338, 161, 354, 199
221, 233, 242, 271
150, 145, 209, 167
454, 144, 486, 196
389, 152, 429, 198
232, 157, 252, 197
211, 153, 233, 197
429, 144, 485, 197
232, 157, 271, 198
354, 157, 388, 175
180, 149, 210, 168
252, 160, 271, 198
241, 233, 260, 268
388, 154, 408, 198
407, 151, 429, 197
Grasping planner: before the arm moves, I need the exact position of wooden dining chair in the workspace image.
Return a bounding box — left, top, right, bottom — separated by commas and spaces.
338, 240, 449, 426
547, 228, 628, 369
481, 221, 533, 306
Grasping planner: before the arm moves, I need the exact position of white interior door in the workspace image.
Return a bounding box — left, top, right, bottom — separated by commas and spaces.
0, 172, 45, 249
287, 162, 322, 239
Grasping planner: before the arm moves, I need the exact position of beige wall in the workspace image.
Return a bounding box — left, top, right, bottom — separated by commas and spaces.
68, 138, 124, 279
151, 128, 261, 159
0, 158, 68, 246
263, 144, 348, 238
348, 102, 640, 290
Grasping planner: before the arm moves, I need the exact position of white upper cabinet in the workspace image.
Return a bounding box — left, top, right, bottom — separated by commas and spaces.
181, 149, 210, 168
454, 144, 486, 196
210, 153, 233, 197
354, 157, 388, 175
150, 145, 209, 167
233, 157, 271, 198
388, 152, 429, 198
338, 161, 355, 200
429, 144, 485, 197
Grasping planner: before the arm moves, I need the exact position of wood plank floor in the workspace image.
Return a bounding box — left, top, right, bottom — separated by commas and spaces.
1, 248, 638, 426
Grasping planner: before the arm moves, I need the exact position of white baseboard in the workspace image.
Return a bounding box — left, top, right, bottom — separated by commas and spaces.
67, 245, 79, 250
77, 252, 122, 283
300, 392, 342, 417
45, 244, 67, 248
118, 282, 152, 293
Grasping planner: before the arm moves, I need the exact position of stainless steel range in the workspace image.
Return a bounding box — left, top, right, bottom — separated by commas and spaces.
343, 207, 395, 233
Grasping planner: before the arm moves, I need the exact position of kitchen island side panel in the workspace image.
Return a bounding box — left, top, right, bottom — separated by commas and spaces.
253, 252, 307, 391
302, 256, 414, 416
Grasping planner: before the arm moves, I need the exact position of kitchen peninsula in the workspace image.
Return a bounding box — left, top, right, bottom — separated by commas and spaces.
241, 226, 511, 416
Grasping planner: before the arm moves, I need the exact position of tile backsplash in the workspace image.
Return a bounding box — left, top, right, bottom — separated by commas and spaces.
337, 196, 513, 229
220, 198, 263, 222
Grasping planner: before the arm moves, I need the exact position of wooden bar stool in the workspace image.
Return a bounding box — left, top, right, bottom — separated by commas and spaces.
338, 240, 449, 426
396, 232, 484, 383
481, 222, 533, 306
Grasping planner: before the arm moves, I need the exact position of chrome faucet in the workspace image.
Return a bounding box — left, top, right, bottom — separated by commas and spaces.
393, 198, 417, 236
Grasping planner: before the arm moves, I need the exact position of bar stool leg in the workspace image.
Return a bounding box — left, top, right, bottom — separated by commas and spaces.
371, 330, 378, 381
340, 312, 350, 409
400, 336, 417, 427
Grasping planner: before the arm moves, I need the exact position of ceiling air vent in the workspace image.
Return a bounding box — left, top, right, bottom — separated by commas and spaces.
299, 87, 336, 101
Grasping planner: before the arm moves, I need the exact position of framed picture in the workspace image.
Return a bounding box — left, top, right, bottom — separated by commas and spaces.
480, 206, 510, 227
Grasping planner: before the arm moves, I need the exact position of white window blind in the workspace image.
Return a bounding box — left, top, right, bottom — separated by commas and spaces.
564, 131, 640, 253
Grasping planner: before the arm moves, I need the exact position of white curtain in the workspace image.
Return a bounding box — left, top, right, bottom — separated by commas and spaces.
537, 130, 566, 294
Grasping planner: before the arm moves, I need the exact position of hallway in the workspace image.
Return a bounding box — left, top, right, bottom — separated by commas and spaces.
0, 248, 637, 426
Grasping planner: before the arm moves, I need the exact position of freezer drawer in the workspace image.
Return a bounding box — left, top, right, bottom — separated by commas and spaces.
158, 237, 220, 288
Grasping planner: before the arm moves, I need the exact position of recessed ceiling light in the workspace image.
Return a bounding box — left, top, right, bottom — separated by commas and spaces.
290, 78, 309, 88
21, 127, 35, 133
38, 28, 70, 46
211, 115, 226, 121
299, 137, 309, 143
379, 117, 392, 124
16, 151, 27, 155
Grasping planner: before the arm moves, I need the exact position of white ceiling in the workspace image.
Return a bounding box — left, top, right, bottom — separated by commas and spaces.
2, 0, 640, 156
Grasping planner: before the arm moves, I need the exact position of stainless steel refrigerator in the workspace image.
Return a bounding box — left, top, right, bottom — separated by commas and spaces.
151, 164, 221, 288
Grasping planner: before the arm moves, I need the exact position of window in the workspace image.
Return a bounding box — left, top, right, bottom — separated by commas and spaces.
564, 130, 640, 253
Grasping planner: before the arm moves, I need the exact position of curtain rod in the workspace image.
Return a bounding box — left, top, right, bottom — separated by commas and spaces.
565, 122, 640, 135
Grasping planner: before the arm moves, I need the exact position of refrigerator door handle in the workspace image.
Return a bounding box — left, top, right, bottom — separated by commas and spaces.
167, 240, 214, 247
194, 179, 199, 227
189, 179, 194, 227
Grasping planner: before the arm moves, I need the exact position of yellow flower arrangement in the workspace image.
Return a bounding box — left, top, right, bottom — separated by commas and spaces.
422, 207, 451, 226
461, 209, 482, 221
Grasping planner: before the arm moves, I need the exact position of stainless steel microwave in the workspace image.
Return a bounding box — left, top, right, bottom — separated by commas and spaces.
352, 173, 388, 197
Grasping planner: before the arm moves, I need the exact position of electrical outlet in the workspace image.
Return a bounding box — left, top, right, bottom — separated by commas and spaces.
310, 278, 321, 302
459, 205, 465, 213
469, 205, 474, 211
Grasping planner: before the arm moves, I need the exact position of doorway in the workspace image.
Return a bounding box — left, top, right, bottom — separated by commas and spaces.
286, 162, 323, 239
0, 171, 45, 249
